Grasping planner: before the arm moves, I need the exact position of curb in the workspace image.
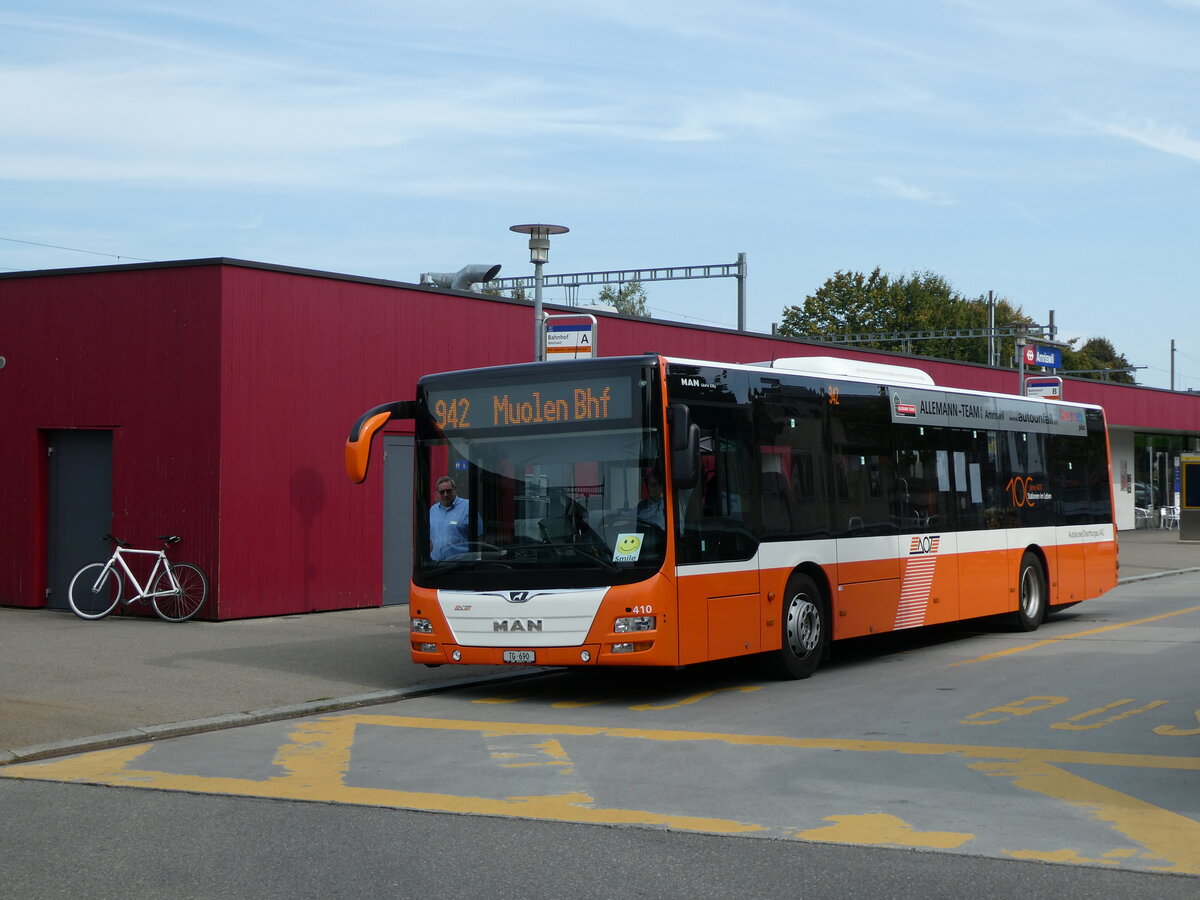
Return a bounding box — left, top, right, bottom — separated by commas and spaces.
1118, 567, 1200, 585
1, 668, 552, 767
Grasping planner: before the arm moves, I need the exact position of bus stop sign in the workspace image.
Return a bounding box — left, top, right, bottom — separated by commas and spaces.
1025, 376, 1063, 399
544, 315, 597, 359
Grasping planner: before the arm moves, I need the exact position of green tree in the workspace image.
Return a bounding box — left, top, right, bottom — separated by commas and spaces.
1060, 337, 1135, 384
779, 268, 1036, 366
597, 281, 650, 318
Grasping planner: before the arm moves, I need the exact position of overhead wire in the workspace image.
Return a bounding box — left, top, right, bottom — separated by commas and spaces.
0, 235, 153, 265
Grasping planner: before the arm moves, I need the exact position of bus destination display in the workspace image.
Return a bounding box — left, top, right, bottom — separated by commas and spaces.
426, 375, 634, 431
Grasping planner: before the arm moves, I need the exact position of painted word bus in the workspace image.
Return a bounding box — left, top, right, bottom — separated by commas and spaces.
345, 354, 1117, 678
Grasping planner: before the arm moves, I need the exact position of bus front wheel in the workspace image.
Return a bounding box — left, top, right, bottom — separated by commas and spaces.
766, 574, 827, 680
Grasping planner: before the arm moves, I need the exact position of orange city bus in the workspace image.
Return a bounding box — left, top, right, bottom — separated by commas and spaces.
345, 353, 1117, 679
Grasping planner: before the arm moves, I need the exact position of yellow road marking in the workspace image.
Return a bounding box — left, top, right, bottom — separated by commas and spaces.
629, 685, 762, 711
1155, 710, 1200, 737
961, 695, 1069, 725
1050, 699, 1170, 731
1005, 848, 1136, 867
5, 715, 1199, 872
952, 605, 1200, 666
794, 813, 974, 849
473, 686, 764, 711
490, 738, 574, 770
972, 757, 1200, 874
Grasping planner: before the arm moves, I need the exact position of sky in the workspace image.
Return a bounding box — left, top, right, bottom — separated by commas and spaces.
4, 1, 1199, 389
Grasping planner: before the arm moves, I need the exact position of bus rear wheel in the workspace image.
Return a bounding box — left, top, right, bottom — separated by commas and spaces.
766, 574, 827, 680
1012, 552, 1046, 632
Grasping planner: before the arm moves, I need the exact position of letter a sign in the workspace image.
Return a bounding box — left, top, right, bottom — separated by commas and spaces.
544, 316, 597, 359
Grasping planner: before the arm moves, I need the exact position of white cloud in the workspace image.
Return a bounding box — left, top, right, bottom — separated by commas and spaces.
1099, 118, 1200, 164
874, 176, 954, 206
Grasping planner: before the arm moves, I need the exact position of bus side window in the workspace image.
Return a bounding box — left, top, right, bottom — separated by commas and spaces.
753, 377, 829, 539
893, 425, 956, 533
678, 412, 757, 563
952, 428, 997, 531
1003, 429, 1053, 527
1085, 409, 1113, 524
829, 382, 895, 536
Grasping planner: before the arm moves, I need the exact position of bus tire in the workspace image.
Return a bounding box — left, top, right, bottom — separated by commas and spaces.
1012, 552, 1046, 632
766, 574, 827, 680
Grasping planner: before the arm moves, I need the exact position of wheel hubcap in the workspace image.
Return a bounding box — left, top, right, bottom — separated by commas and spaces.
785, 593, 820, 658
1020, 566, 1041, 618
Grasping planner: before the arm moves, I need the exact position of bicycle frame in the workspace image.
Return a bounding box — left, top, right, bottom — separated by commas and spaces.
94, 547, 181, 601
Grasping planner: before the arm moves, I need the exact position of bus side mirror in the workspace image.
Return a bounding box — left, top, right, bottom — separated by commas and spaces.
345, 400, 415, 484
669, 403, 699, 488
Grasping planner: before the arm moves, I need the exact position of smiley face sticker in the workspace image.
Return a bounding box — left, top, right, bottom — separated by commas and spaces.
612, 532, 644, 562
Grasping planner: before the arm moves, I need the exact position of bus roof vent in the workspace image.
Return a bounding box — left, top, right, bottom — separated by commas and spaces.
764, 356, 935, 386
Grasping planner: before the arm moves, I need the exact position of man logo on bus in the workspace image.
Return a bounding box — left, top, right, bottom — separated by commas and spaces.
909, 535, 940, 555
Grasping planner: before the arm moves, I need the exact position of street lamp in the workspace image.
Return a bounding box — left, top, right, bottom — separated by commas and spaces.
510, 223, 569, 361
1015, 322, 1029, 395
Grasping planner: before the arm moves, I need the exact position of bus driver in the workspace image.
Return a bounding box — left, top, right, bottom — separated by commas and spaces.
429, 476, 472, 560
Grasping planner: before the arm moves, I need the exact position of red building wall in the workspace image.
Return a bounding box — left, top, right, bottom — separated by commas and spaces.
0, 264, 221, 610
3, 258, 1199, 619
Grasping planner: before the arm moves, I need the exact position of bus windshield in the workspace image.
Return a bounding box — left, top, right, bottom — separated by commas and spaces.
413, 362, 666, 590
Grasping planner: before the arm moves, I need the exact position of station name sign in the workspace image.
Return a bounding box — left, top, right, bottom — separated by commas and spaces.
889, 387, 1086, 436
1022, 344, 1062, 369
425, 376, 634, 432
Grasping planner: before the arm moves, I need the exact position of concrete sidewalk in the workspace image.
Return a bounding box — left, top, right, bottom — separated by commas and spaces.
3, 528, 1197, 764
0, 604, 537, 763
1113, 525, 1200, 581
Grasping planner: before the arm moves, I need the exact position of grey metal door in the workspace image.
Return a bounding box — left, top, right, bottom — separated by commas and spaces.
46, 430, 113, 610
382, 435, 414, 606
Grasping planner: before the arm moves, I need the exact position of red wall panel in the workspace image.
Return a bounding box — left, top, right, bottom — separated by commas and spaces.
0, 265, 221, 611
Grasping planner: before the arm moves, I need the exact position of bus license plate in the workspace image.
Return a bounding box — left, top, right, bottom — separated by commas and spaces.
503, 650, 536, 664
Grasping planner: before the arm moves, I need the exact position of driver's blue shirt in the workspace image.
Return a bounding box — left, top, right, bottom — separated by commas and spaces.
429, 496, 472, 560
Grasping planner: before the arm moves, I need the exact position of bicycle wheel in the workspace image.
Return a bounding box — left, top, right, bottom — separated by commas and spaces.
67, 562, 123, 620
152, 562, 209, 622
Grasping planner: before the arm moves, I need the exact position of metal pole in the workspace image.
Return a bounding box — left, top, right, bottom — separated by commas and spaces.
736, 251, 747, 332
534, 259, 545, 362
987, 291, 995, 367
1017, 338, 1026, 395
1171, 339, 1176, 391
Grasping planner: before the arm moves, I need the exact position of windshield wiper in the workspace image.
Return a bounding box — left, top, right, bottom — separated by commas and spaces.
425, 556, 512, 574
426, 540, 623, 574
531, 541, 622, 573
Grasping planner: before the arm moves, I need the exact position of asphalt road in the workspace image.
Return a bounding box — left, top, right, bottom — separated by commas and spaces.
4, 570, 1198, 897
4, 778, 1192, 900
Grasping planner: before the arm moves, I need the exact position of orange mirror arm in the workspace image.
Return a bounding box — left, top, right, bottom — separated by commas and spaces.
345, 401, 415, 484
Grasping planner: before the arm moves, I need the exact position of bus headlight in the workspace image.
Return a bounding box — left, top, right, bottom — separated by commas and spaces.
415, 642, 438, 653
411, 618, 434, 634
614, 615, 655, 633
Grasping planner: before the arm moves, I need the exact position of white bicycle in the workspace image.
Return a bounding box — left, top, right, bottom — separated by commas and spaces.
67, 534, 209, 622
